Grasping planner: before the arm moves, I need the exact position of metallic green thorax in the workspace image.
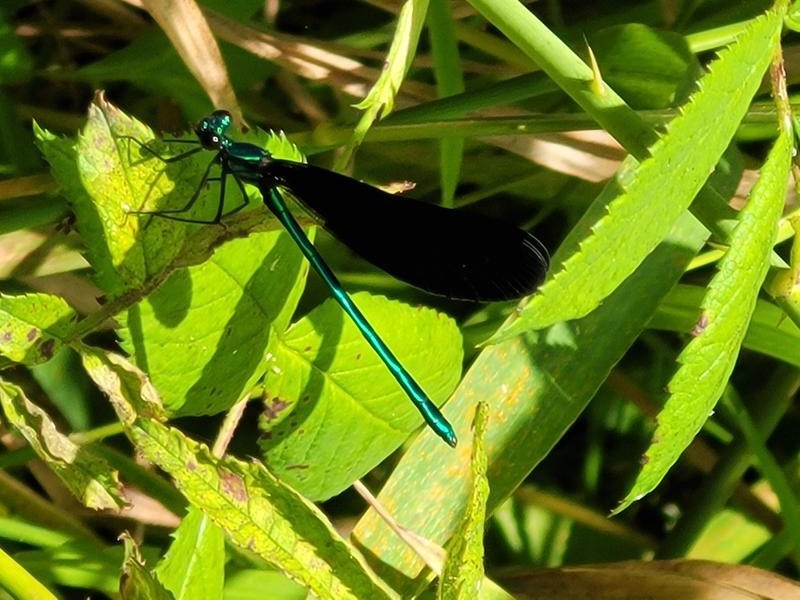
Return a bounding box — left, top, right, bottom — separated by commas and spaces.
195, 110, 272, 185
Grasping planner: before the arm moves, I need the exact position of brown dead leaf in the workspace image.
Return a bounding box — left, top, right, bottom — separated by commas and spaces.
496, 559, 800, 600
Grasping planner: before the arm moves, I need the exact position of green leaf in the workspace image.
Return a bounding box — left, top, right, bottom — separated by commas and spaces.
492, 7, 783, 341
75, 98, 250, 294
0, 293, 77, 366
0, 379, 125, 510
120, 533, 174, 600
137, 421, 393, 599
438, 403, 490, 600
34, 120, 121, 291
616, 125, 792, 513
154, 508, 224, 600
259, 292, 462, 501
79, 345, 167, 424
81, 347, 394, 600
37, 99, 187, 295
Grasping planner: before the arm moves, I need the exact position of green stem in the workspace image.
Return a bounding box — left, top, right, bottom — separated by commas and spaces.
0, 544, 58, 600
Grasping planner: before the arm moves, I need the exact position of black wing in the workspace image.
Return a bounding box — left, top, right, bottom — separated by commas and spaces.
260, 160, 549, 302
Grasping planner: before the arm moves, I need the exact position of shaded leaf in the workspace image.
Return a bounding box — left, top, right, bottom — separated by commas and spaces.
119, 230, 307, 416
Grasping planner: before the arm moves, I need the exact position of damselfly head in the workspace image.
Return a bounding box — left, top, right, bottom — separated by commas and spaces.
194, 110, 232, 151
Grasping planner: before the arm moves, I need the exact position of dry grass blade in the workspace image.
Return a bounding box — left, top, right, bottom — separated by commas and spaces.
497, 560, 800, 600
138, 0, 242, 122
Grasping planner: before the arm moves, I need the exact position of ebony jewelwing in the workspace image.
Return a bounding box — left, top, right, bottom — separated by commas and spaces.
129, 110, 549, 446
